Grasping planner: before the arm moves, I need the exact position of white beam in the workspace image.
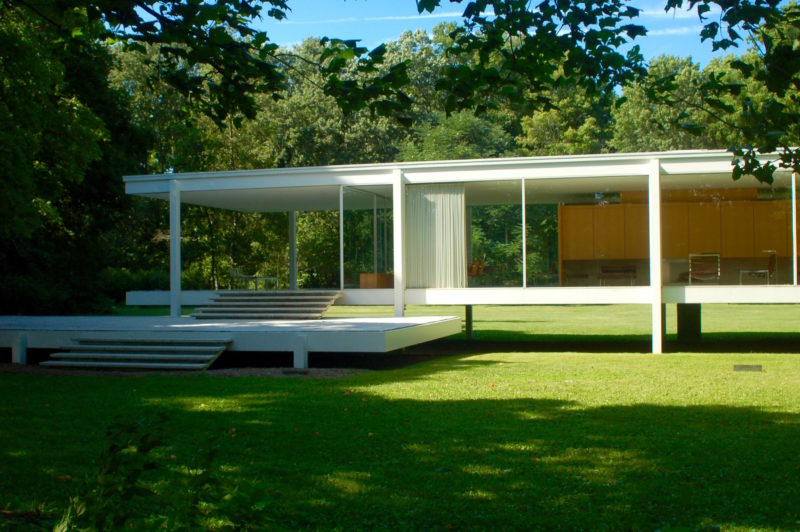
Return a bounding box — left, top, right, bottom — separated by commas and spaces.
648, 159, 663, 354
289, 211, 297, 290
169, 179, 182, 317
393, 169, 406, 316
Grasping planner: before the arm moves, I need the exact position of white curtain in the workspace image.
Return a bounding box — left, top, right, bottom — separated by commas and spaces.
406, 183, 467, 288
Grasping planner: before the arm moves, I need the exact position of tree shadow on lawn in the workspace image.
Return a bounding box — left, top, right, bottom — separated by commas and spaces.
411, 331, 800, 356
150, 393, 800, 529
7, 378, 797, 530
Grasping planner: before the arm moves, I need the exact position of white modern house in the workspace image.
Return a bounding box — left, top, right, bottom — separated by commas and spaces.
122, 149, 800, 354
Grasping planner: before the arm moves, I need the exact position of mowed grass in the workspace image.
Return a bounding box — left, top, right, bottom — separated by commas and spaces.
2, 350, 800, 529
3, 304, 799, 529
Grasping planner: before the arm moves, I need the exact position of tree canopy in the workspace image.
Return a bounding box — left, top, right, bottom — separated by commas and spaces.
1, 0, 799, 313
418, 0, 799, 181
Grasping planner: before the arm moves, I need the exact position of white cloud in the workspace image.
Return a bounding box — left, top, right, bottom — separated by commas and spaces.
639, 8, 697, 19
647, 24, 704, 36
364, 11, 464, 22
281, 11, 467, 26
281, 17, 359, 25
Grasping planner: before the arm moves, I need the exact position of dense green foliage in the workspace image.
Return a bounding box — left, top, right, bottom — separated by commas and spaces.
1, 0, 798, 312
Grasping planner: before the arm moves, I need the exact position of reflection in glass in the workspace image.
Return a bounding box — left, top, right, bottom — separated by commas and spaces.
343, 186, 393, 289
466, 181, 523, 287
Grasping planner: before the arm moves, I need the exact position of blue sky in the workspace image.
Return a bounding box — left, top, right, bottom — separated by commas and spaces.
260, 0, 740, 67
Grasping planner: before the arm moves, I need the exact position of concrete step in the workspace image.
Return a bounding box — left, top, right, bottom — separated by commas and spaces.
215, 291, 340, 298
62, 344, 227, 353
195, 306, 327, 313
209, 298, 334, 304
194, 313, 322, 320
39, 337, 232, 371
193, 290, 341, 320
75, 338, 231, 346
49, 352, 218, 362
40, 360, 209, 370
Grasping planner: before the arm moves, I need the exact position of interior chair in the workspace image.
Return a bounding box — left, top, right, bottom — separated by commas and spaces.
688, 253, 720, 284
739, 249, 777, 285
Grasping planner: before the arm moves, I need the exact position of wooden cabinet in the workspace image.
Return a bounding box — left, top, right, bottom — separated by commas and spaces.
594, 205, 625, 259
559, 197, 792, 262
754, 200, 790, 256
359, 273, 394, 288
560, 205, 594, 260
624, 204, 649, 259
688, 203, 720, 254
720, 202, 754, 257
661, 204, 688, 259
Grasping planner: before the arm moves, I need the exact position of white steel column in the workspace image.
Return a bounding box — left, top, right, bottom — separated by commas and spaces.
648, 159, 663, 354
373, 195, 378, 273
792, 172, 797, 286
521, 179, 527, 288
392, 169, 406, 316
339, 186, 344, 290
289, 211, 297, 290
169, 179, 182, 317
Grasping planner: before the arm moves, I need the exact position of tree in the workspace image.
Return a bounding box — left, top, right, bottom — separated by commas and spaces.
0, 7, 150, 313
418, 0, 799, 181
518, 85, 611, 156
611, 56, 732, 152
400, 110, 514, 161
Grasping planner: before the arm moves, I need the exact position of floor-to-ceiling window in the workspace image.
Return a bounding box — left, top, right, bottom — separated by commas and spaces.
661, 173, 794, 286
541, 175, 650, 287
466, 180, 523, 287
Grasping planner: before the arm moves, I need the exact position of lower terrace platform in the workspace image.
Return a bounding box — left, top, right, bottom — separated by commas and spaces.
0, 315, 461, 369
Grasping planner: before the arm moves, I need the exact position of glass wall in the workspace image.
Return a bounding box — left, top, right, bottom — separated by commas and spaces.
661, 174, 794, 286
343, 186, 393, 289
466, 180, 523, 287
530, 176, 650, 287
795, 172, 799, 286
297, 210, 340, 289
524, 182, 559, 287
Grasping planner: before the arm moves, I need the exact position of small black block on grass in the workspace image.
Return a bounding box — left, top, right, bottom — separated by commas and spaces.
733, 364, 763, 372
282, 368, 309, 376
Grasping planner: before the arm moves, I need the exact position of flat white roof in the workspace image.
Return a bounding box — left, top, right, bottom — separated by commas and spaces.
124, 150, 793, 212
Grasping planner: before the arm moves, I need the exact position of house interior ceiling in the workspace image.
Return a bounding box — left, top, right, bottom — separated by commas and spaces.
142, 171, 794, 212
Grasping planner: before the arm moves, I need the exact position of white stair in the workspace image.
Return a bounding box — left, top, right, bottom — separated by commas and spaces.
192, 290, 341, 320
40, 337, 231, 371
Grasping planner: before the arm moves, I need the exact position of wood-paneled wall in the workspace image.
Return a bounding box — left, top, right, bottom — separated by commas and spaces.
559, 197, 794, 261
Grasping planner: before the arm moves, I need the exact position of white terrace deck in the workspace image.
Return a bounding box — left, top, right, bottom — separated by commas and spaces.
0, 315, 461, 369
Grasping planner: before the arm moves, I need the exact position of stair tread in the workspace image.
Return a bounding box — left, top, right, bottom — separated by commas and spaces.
50, 352, 218, 361
194, 314, 322, 320
196, 307, 328, 312
193, 290, 340, 320
75, 338, 231, 346
204, 301, 331, 305
66, 344, 227, 353
41, 361, 209, 370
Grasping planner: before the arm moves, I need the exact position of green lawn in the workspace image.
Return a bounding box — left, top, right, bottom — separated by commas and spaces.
2, 349, 800, 530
